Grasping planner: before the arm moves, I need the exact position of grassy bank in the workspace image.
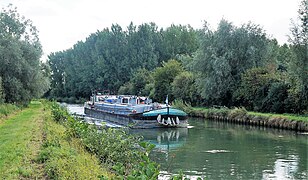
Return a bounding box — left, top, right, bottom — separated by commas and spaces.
190, 107, 307, 121
173, 101, 308, 132
49, 101, 160, 179
0, 101, 112, 179
0, 101, 44, 179
40, 101, 110, 179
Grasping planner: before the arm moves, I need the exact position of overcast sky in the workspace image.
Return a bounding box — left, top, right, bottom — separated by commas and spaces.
1, 0, 302, 60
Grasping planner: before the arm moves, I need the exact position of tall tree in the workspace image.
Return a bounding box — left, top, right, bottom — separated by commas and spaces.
172, 71, 200, 106
152, 60, 184, 102
0, 77, 4, 103
161, 24, 199, 60
287, 0, 308, 113
193, 20, 270, 106
0, 5, 49, 104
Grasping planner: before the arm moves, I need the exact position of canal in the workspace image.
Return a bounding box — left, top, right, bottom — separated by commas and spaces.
67, 105, 307, 179
133, 118, 307, 179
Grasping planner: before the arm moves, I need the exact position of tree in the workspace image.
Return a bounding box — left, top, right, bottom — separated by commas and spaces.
172, 71, 200, 106
161, 24, 199, 60
127, 23, 160, 70
287, 0, 308, 113
47, 22, 199, 101
235, 68, 283, 112
152, 60, 184, 102
0, 77, 4, 103
0, 5, 49, 104
193, 19, 270, 106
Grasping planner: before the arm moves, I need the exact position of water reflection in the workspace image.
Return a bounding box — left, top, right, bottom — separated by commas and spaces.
65, 104, 307, 180
262, 155, 302, 180
150, 118, 307, 180
130, 128, 188, 152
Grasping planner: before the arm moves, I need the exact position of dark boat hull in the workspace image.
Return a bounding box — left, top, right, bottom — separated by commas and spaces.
84, 107, 188, 128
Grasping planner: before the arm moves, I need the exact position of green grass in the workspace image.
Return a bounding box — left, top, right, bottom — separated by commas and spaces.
0, 100, 112, 179
248, 112, 308, 121
40, 106, 111, 179
192, 107, 308, 122
0, 101, 44, 179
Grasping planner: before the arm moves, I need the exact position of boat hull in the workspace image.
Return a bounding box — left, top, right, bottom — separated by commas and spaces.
84, 107, 188, 128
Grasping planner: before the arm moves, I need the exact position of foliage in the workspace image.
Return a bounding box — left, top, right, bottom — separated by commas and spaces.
39, 101, 108, 179
0, 5, 50, 104
193, 20, 270, 106
50, 101, 68, 122
118, 68, 153, 96
172, 71, 200, 106
152, 59, 184, 102
47, 5, 307, 114
235, 68, 276, 111
49, 102, 160, 179
172, 99, 194, 115
0, 103, 19, 119
247, 112, 308, 122
287, 0, 308, 113
0, 77, 4, 103
161, 24, 199, 60
289, 0, 308, 45
263, 82, 289, 113
48, 23, 198, 100
229, 107, 248, 118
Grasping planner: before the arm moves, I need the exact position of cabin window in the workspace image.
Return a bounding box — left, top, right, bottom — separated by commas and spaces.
140, 99, 145, 104
122, 98, 129, 104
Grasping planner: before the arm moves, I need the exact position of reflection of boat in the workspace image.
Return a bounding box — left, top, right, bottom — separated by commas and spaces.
84, 93, 188, 128
130, 128, 188, 151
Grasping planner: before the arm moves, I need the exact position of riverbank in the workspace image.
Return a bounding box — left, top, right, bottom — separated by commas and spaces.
0, 101, 112, 179
0, 100, 163, 179
191, 107, 307, 132
0, 101, 44, 179
173, 102, 308, 132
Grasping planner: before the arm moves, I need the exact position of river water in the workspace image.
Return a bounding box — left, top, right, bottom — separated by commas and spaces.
66, 104, 307, 180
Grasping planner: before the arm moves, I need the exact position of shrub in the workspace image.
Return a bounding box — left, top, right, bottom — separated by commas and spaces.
207, 107, 229, 117
49, 102, 160, 179
229, 107, 248, 118
172, 99, 194, 115
0, 104, 19, 118
50, 101, 68, 122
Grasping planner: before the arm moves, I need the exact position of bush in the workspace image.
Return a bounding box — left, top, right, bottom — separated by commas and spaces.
0, 104, 19, 118
39, 112, 105, 179
229, 107, 248, 118
172, 99, 194, 115
261, 82, 289, 113
50, 101, 68, 122
49, 102, 160, 179
207, 107, 229, 117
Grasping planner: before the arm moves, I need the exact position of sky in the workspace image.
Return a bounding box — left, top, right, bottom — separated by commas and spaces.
0, 0, 302, 60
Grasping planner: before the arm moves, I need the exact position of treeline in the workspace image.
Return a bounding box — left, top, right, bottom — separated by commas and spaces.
47, 23, 199, 100
0, 5, 50, 105
48, 1, 307, 114
0, 3, 306, 114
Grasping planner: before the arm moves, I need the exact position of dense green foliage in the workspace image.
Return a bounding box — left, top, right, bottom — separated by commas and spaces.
193, 20, 270, 106
47, 1, 307, 114
0, 103, 19, 120
40, 101, 111, 179
0, 5, 50, 105
50, 102, 160, 179
48, 23, 198, 101
152, 60, 184, 102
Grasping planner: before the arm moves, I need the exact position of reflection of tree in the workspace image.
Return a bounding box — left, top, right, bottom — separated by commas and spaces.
151, 118, 307, 179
